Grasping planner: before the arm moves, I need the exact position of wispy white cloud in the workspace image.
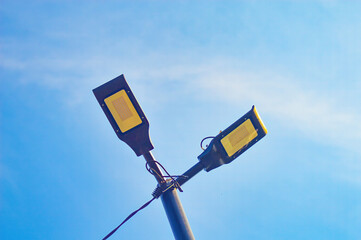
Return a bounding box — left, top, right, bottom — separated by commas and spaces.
108, 56, 361, 154
2, 52, 360, 154
125, 58, 361, 156
192, 65, 361, 150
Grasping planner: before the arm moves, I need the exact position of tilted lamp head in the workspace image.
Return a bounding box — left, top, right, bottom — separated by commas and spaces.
198, 106, 267, 172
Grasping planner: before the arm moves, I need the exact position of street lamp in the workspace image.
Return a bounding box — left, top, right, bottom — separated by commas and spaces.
93, 74, 267, 240
175, 105, 268, 188
198, 105, 267, 172
93, 74, 195, 239
93, 74, 153, 156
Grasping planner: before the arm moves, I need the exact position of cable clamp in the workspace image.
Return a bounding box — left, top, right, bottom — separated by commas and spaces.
152, 180, 182, 199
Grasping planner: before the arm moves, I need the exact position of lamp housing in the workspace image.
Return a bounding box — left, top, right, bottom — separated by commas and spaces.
93, 74, 153, 156
198, 106, 267, 172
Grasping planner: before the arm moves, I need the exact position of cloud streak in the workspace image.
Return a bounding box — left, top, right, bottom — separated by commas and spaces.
194, 66, 361, 149
2, 51, 360, 154
126, 58, 361, 154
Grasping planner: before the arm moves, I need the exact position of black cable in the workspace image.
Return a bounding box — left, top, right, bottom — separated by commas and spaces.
102, 161, 187, 239
145, 160, 187, 179
200, 136, 215, 150
145, 160, 187, 192
102, 197, 156, 240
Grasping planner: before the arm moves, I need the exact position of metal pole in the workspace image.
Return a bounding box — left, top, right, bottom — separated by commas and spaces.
161, 188, 195, 240
143, 151, 195, 240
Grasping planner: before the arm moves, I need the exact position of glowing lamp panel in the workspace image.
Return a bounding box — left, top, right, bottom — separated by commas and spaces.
221, 119, 258, 157
104, 90, 142, 133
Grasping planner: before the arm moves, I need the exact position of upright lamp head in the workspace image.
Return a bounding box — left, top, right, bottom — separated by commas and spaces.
93, 74, 153, 156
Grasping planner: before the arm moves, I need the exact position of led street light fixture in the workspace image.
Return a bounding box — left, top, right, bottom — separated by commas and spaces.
93, 74, 153, 156
198, 106, 267, 172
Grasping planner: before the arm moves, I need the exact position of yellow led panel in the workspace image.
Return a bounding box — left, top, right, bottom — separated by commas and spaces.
104, 90, 142, 133
220, 119, 258, 157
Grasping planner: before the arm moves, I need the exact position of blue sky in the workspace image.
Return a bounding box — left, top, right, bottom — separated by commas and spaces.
1, 1, 361, 239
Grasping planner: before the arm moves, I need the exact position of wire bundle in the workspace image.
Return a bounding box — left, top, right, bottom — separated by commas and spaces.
102, 160, 187, 240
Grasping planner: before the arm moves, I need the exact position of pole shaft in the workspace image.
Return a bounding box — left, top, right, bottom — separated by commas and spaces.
143, 151, 194, 240
161, 188, 195, 240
